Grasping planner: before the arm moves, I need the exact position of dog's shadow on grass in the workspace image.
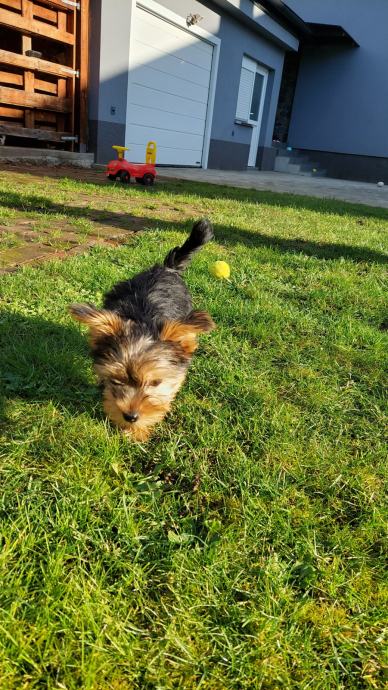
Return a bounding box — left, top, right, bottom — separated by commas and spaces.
0, 310, 98, 425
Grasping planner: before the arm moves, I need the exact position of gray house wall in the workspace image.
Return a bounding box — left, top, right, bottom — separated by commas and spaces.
157, 0, 287, 169
285, 0, 388, 180
88, 0, 296, 168
89, 0, 132, 164
208, 0, 298, 51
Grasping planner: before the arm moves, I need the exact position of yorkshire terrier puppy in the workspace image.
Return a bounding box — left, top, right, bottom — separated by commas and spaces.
70, 220, 215, 441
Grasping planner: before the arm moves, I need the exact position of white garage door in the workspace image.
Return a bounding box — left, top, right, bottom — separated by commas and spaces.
126, 5, 214, 166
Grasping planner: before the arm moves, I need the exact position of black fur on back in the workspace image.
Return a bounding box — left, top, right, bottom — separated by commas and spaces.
103, 220, 213, 337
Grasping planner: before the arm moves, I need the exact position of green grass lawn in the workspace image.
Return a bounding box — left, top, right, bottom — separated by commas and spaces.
0, 172, 387, 689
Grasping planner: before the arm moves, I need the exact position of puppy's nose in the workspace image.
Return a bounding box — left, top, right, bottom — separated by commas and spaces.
123, 412, 139, 423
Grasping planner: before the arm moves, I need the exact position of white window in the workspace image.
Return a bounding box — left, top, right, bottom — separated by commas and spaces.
236, 56, 266, 123
235, 55, 269, 167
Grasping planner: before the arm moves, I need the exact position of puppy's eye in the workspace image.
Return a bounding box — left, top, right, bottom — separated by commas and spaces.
112, 380, 125, 387
149, 379, 162, 387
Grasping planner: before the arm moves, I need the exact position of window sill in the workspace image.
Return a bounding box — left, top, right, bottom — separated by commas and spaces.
234, 119, 253, 128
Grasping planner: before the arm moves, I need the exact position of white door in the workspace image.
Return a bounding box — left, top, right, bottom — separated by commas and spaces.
126, 5, 214, 166
236, 56, 268, 167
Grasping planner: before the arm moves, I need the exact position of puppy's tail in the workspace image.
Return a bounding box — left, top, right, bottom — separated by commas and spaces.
163, 219, 214, 272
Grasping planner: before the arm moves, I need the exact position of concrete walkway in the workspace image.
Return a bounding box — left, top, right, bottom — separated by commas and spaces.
159, 168, 388, 210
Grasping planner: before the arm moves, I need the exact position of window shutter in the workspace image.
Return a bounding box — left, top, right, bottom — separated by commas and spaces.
236, 67, 254, 121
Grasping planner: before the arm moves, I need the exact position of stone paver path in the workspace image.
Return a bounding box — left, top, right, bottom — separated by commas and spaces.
1, 163, 387, 273
159, 168, 388, 209
0, 165, 143, 273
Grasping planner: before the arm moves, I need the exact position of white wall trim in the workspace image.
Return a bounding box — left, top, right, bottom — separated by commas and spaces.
126, 0, 221, 169
137, 0, 221, 46
248, 65, 268, 167
124, 0, 137, 153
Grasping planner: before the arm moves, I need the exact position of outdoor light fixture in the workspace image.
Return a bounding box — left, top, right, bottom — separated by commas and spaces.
186, 13, 203, 26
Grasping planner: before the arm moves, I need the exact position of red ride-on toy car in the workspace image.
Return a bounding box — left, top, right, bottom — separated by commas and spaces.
106, 145, 156, 186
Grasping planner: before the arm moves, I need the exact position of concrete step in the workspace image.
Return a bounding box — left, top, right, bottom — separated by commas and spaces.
0, 145, 94, 168
274, 151, 326, 177
275, 158, 307, 173
274, 155, 309, 166
274, 157, 327, 177
299, 162, 324, 173
276, 148, 296, 158
274, 157, 295, 172
275, 153, 320, 168
296, 169, 327, 177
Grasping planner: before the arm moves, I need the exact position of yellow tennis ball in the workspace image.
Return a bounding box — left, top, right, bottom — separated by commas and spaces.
210, 260, 230, 279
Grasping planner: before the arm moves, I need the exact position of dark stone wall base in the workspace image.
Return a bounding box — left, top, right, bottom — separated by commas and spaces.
208, 139, 249, 170
256, 146, 276, 170
297, 149, 388, 184
273, 51, 300, 144
89, 120, 126, 165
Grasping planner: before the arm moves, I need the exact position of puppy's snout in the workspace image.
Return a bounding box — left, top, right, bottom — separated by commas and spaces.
123, 412, 139, 423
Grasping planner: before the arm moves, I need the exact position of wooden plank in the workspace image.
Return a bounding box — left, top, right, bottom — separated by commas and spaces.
21, 37, 31, 131
0, 122, 56, 132
56, 115, 65, 131
69, 0, 75, 149
0, 71, 23, 86
0, 121, 22, 127
36, 0, 73, 12
21, 0, 32, 84
1, 0, 22, 10
22, 37, 31, 130
57, 8, 66, 31
33, 4, 58, 24
57, 77, 66, 97
24, 71, 34, 92
35, 109, 56, 122
25, 108, 35, 128
0, 49, 75, 79
22, 0, 32, 19
56, 75, 66, 130
24, 70, 35, 93
20, 16, 34, 130
0, 122, 71, 140
66, 3, 74, 34
22, 17, 35, 129
35, 77, 57, 94
0, 86, 71, 111
21, 33, 32, 54
3, 0, 74, 20
78, 0, 88, 150
0, 7, 75, 44
0, 105, 24, 118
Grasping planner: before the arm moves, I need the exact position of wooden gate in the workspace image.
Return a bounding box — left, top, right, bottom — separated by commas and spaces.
0, 0, 89, 150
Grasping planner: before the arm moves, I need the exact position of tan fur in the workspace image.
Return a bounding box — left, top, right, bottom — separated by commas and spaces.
70, 305, 214, 442
99, 355, 187, 441
69, 304, 125, 345
160, 322, 199, 356
161, 311, 215, 356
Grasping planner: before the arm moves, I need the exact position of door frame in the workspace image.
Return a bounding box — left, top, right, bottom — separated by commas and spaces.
126, 0, 221, 169
245, 58, 269, 167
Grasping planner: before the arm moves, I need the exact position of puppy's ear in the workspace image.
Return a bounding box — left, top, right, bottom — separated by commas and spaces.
185, 310, 216, 333
161, 310, 215, 356
69, 303, 125, 339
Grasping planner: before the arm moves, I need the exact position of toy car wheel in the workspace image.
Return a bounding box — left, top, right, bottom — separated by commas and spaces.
108, 174, 117, 181
119, 171, 130, 184
142, 173, 155, 186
